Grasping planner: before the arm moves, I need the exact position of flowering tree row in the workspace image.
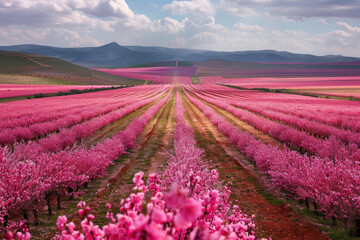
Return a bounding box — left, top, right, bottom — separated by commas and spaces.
184, 89, 360, 231
187, 87, 360, 163
0, 85, 168, 129
5, 90, 169, 158
0, 84, 120, 99
0, 90, 173, 233
51, 91, 260, 240
0, 88, 168, 145
94, 67, 197, 84
194, 86, 360, 147
192, 84, 360, 132
0, 86, 164, 129
0, 85, 168, 123
228, 101, 360, 146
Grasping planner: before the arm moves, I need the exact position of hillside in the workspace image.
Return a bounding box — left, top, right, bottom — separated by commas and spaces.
0, 42, 359, 68
0, 51, 145, 85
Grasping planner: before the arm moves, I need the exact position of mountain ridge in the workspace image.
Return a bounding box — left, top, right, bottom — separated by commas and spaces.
0, 42, 359, 68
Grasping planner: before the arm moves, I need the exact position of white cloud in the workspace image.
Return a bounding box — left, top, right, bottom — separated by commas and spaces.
219, 1, 258, 17
218, 0, 360, 20
0, 27, 100, 47
233, 22, 264, 32
153, 17, 186, 33
319, 19, 329, 25
164, 0, 215, 21
337, 22, 360, 34
69, 0, 134, 18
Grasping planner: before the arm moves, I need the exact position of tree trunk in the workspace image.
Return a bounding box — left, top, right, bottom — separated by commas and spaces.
22, 209, 29, 226
57, 193, 61, 210
3, 215, 8, 227
305, 198, 309, 210
46, 194, 53, 216
68, 187, 74, 200
313, 201, 318, 215
33, 208, 39, 226
355, 218, 360, 237
344, 217, 348, 230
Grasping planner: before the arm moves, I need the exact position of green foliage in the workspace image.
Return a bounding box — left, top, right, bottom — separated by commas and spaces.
191, 76, 202, 84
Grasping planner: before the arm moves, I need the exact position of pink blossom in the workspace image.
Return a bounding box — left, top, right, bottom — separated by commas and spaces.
174, 198, 202, 229
164, 185, 187, 210
67, 222, 76, 233
151, 207, 167, 223
57, 215, 68, 231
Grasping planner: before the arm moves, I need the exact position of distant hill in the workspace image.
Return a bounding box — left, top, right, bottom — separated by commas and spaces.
0, 42, 359, 68
0, 51, 145, 85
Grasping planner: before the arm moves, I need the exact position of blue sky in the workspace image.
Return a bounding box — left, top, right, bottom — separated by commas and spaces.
0, 0, 360, 57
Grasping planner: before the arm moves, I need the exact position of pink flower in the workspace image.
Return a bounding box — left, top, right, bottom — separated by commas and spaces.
80, 218, 93, 235
77, 201, 86, 208
132, 171, 144, 186
67, 222, 76, 233
151, 207, 167, 223
78, 209, 85, 216
145, 221, 167, 240
4, 231, 13, 239
174, 198, 202, 229
164, 185, 187, 210
57, 215, 67, 230
16, 232, 31, 240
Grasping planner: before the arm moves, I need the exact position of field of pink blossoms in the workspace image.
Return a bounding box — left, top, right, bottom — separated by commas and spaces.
1, 64, 360, 239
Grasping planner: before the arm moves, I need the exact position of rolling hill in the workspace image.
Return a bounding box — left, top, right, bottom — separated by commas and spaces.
0, 51, 145, 85
0, 42, 359, 68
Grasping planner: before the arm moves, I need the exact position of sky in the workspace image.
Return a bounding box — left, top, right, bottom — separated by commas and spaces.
0, 0, 360, 57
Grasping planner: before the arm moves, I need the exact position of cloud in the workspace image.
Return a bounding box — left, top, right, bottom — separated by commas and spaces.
218, 1, 258, 17
319, 19, 329, 25
69, 0, 134, 18
219, 0, 360, 19
0, 0, 116, 31
337, 22, 360, 34
0, 27, 100, 47
233, 22, 264, 32
153, 17, 186, 33
164, 0, 215, 20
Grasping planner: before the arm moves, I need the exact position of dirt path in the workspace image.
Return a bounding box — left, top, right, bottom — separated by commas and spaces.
24, 56, 53, 68
180, 90, 328, 240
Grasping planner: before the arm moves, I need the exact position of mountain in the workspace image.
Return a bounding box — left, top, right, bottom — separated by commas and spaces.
0, 42, 359, 67
0, 50, 145, 85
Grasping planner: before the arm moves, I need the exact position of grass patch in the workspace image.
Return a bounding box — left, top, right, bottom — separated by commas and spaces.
256, 189, 283, 207
191, 76, 202, 84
